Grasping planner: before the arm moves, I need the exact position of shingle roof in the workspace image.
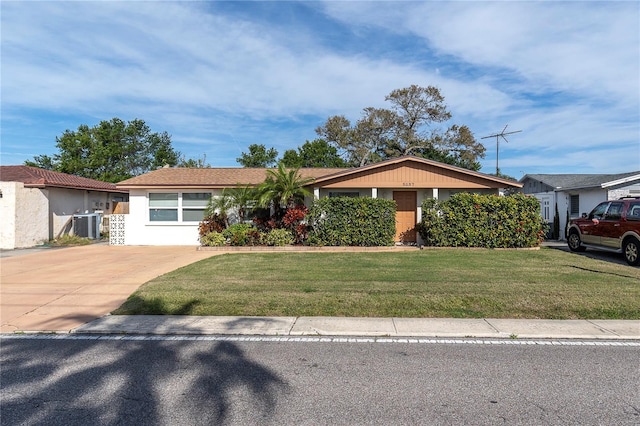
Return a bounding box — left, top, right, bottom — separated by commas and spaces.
521, 172, 640, 190
116, 167, 349, 188
116, 156, 523, 189
0, 166, 127, 192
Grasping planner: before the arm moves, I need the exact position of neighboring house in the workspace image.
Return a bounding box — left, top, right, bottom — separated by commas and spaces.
115, 156, 521, 246
520, 172, 640, 239
0, 166, 129, 249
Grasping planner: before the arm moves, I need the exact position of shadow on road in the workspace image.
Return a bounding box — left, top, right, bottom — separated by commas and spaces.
1, 338, 289, 425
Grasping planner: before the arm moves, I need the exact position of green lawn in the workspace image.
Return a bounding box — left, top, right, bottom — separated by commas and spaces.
113, 248, 640, 319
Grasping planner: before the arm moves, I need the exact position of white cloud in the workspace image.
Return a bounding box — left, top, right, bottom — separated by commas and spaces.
1, 1, 638, 174
2, 2, 517, 120
321, 2, 639, 105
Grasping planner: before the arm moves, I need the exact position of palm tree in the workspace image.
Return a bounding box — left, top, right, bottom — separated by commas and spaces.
223, 184, 257, 223
257, 163, 314, 217
204, 191, 234, 228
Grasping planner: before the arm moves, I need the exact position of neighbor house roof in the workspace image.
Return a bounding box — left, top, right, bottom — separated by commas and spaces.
116, 166, 349, 189
520, 172, 640, 191
0, 166, 128, 193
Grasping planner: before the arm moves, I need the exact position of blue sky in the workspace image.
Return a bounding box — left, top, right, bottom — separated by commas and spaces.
2, 1, 639, 178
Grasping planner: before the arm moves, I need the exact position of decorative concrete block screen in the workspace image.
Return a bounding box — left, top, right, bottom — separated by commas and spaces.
109, 214, 126, 245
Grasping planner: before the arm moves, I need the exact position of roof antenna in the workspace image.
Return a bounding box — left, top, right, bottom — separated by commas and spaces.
481, 124, 522, 175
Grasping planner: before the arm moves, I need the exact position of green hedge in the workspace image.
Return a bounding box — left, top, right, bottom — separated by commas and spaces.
307, 197, 396, 246
417, 193, 547, 248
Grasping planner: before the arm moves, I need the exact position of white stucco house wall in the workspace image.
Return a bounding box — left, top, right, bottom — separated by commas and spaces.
520, 172, 640, 240
0, 166, 129, 249
114, 156, 522, 246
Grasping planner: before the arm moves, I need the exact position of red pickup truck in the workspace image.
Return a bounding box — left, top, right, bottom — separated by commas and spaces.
567, 197, 640, 266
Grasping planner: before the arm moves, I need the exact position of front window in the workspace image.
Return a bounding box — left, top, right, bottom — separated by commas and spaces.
148, 192, 211, 222
149, 193, 178, 222
182, 193, 211, 222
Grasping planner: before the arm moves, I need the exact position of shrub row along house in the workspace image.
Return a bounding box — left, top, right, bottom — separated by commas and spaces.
114, 156, 522, 246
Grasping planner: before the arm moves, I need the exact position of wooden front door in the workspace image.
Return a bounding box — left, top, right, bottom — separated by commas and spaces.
393, 191, 417, 243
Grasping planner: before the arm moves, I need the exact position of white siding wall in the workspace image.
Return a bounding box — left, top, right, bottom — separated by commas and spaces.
608, 183, 640, 200
0, 182, 18, 249
125, 189, 221, 245
0, 182, 49, 249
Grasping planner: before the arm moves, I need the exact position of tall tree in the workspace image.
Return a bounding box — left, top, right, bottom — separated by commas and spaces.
25, 118, 180, 182
314, 109, 395, 167
236, 144, 278, 167
316, 84, 486, 170
280, 139, 348, 168
425, 125, 485, 171
383, 85, 451, 157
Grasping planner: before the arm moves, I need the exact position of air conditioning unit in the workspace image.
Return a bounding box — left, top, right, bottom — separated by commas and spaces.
73, 213, 101, 239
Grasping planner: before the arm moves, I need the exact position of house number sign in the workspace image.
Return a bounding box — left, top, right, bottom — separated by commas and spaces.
402, 182, 415, 187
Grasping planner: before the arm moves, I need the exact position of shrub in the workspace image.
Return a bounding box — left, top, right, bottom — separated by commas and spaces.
306, 197, 396, 246
198, 212, 227, 239
200, 231, 226, 247
283, 204, 309, 244
253, 207, 278, 232
264, 228, 294, 246
50, 234, 92, 246
417, 193, 547, 248
247, 228, 265, 246
222, 223, 262, 246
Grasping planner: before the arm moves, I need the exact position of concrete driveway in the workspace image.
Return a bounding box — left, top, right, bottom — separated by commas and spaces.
1, 244, 218, 332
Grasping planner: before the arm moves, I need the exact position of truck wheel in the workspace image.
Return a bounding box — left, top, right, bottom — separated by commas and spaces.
567, 231, 586, 252
623, 238, 640, 266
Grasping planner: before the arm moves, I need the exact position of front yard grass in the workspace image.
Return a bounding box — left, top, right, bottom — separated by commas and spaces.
113, 248, 640, 319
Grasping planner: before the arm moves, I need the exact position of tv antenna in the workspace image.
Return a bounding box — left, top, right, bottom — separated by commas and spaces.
481, 124, 522, 175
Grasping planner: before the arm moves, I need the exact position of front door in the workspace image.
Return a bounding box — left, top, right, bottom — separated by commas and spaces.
393, 191, 417, 243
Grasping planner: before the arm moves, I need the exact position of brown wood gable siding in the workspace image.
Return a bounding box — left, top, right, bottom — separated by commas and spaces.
317, 163, 500, 189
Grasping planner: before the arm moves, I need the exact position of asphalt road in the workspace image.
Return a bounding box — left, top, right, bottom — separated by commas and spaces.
1, 337, 638, 425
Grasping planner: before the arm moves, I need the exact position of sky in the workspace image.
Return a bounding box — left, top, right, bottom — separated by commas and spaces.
1, 1, 639, 179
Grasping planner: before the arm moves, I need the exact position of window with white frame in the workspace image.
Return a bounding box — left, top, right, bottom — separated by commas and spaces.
149, 193, 178, 222
148, 192, 211, 222
542, 199, 550, 221
570, 194, 580, 217
182, 193, 211, 222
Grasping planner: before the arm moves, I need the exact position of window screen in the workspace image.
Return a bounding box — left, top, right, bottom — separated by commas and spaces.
570, 195, 580, 216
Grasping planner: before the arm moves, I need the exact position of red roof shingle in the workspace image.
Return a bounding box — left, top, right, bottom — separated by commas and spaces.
0, 166, 127, 192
